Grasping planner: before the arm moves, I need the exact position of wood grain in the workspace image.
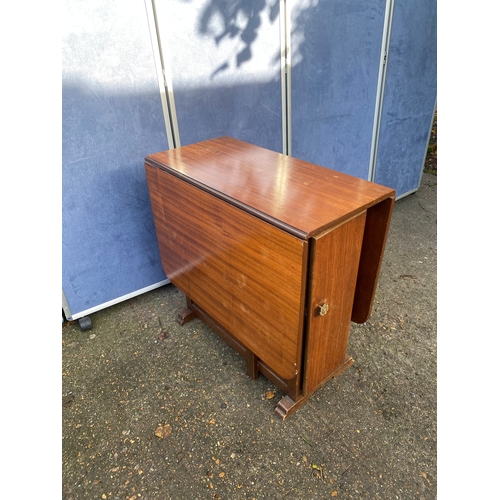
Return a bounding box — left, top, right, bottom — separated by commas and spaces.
145, 164, 308, 381
145, 136, 395, 239
144, 136, 396, 416
303, 213, 366, 394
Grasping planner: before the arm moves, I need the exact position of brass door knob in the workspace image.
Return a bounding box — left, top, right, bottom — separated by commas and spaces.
318, 303, 330, 316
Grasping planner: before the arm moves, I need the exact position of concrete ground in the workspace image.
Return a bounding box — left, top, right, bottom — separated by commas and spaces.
62, 173, 437, 499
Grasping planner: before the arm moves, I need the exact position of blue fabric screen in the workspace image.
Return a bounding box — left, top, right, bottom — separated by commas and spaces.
289, 0, 387, 179
156, 0, 283, 153
62, 0, 169, 318
374, 0, 437, 196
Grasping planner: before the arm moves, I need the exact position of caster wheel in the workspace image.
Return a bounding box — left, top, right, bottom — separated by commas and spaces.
78, 316, 93, 331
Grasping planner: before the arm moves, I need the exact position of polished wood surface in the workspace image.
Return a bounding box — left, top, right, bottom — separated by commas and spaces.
303, 212, 366, 394
144, 136, 395, 418
145, 164, 308, 381
145, 136, 394, 239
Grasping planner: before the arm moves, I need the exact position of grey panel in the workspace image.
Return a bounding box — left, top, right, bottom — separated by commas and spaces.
156, 0, 283, 152
289, 0, 386, 179
62, 0, 169, 317
374, 0, 437, 196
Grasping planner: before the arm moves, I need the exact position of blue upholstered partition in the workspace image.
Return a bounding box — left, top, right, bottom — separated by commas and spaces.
289, 0, 387, 179
374, 0, 437, 197
62, 0, 169, 319
62, 0, 437, 320
156, 0, 283, 152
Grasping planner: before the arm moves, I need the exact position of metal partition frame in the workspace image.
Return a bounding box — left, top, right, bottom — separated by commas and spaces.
280, 0, 292, 155
368, 0, 395, 183
144, 0, 179, 149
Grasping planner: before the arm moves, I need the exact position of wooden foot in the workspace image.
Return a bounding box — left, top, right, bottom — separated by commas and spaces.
176, 307, 196, 326
274, 395, 308, 420
246, 350, 259, 380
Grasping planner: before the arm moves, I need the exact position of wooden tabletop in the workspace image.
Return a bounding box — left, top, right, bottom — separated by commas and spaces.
145, 136, 395, 239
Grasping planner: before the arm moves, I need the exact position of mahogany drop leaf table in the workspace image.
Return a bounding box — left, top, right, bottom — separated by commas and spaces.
145, 137, 395, 419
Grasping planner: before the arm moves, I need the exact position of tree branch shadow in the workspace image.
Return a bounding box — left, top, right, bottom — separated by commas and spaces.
196, 0, 280, 79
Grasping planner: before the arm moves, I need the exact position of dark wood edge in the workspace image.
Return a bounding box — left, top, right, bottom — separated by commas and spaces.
299, 235, 316, 396
293, 239, 310, 398
246, 350, 259, 380
351, 196, 395, 323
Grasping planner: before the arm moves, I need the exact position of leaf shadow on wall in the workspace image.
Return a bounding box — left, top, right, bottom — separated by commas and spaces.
196, 0, 280, 79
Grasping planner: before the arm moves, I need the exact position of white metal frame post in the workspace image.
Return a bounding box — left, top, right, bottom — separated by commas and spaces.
368, 0, 395, 183
280, 0, 292, 156
144, 0, 181, 149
